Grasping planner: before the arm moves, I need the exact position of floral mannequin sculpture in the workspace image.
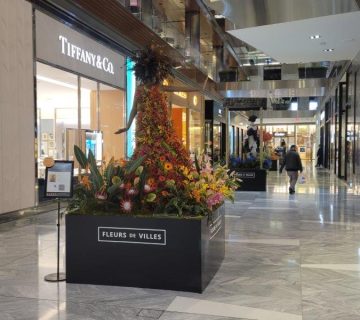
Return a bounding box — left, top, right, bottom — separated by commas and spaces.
114, 46, 191, 202
69, 46, 238, 216
244, 115, 259, 158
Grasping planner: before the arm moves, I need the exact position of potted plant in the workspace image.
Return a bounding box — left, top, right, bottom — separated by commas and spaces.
229, 155, 269, 191
65, 46, 238, 293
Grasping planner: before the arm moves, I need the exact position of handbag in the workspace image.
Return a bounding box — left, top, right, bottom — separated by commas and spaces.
298, 174, 306, 184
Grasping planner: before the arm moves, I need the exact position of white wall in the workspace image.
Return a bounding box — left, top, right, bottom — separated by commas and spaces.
0, 0, 35, 214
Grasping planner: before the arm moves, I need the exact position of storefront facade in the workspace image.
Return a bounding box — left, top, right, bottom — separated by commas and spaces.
169, 89, 205, 158
0, 1, 127, 213
35, 11, 126, 184
265, 124, 316, 160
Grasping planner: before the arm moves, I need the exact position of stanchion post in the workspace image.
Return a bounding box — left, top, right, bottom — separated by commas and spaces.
44, 199, 66, 282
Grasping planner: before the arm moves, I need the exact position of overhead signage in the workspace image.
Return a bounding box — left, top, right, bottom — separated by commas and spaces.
174, 91, 187, 99
45, 160, 74, 198
98, 227, 166, 245
59, 35, 114, 75
273, 132, 287, 137
36, 11, 125, 88
227, 98, 267, 111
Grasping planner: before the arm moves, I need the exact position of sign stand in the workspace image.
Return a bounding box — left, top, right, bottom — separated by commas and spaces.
43, 160, 74, 283
44, 198, 66, 282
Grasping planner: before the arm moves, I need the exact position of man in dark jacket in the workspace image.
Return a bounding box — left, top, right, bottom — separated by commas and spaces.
280, 145, 303, 194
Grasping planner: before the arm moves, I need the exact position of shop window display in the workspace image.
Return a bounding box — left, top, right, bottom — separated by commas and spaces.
36, 62, 125, 179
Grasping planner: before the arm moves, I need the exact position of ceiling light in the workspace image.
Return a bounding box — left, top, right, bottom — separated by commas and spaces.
290, 102, 298, 111
214, 14, 225, 19
323, 48, 334, 52
310, 34, 321, 40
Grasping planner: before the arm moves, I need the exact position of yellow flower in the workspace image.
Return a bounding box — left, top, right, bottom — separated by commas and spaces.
164, 162, 173, 171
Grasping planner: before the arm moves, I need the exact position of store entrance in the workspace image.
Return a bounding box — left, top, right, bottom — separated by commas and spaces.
36, 62, 125, 200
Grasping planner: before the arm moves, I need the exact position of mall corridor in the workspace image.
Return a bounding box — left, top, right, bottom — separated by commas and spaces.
1, 168, 359, 320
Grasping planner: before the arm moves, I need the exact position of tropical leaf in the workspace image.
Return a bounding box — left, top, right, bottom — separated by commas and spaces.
74, 145, 88, 169
104, 158, 114, 184
124, 156, 146, 174
161, 141, 176, 156
87, 150, 103, 190
107, 182, 122, 199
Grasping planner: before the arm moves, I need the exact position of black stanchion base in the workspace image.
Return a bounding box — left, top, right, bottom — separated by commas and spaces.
44, 272, 66, 282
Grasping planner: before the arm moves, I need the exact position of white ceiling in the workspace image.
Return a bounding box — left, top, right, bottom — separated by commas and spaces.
228, 11, 360, 64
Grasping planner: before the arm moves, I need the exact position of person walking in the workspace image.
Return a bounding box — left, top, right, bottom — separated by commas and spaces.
315, 144, 323, 167
279, 145, 303, 194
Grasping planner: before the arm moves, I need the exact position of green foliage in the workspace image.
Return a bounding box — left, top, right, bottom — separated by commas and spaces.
74, 145, 88, 169
124, 155, 145, 174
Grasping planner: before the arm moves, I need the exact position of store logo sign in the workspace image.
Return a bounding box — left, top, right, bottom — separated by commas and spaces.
98, 227, 166, 245
59, 35, 115, 75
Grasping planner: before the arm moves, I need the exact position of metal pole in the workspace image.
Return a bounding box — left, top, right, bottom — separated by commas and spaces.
57, 199, 60, 280
259, 108, 264, 169
44, 199, 66, 282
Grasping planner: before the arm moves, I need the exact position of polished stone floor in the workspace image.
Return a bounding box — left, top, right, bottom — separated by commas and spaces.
1, 165, 360, 319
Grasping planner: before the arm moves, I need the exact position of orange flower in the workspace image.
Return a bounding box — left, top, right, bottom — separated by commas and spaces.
164, 162, 173, 171
147, 178, 155, 185
118, 158, 127, 167
192, 190, 201, 203
159, 156, 166, 162
81, 176, 91, 190
159, 176, 166, 182
161, 190, 169, 196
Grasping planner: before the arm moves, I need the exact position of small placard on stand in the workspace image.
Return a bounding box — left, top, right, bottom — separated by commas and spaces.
45, 160, 74, 199
44, 160, 74, 282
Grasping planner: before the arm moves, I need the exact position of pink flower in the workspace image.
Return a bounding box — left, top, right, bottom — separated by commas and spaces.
121, 199, 132, 213
206, 192, 224, 209
95, 191, 107, 200
127, 188, 138, 196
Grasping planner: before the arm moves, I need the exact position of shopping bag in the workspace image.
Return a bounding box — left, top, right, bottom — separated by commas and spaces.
298, 174, 306, 184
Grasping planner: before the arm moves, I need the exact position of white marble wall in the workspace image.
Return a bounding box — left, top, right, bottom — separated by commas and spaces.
0, 0, 35, 214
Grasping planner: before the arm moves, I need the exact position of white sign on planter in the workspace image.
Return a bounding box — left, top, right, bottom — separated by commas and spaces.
98, 227, 167, 245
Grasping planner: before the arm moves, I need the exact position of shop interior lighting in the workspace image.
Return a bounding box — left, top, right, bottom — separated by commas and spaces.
323, 48, 334, 52
309, 101, 318, 110
37, 75, 90, 92
290, 102, 298, 111
310, 34, 321, 40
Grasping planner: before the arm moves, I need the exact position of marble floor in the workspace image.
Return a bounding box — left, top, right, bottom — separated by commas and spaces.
1, 166, 360, 319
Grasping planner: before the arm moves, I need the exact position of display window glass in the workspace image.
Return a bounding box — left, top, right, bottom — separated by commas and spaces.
36, 62, 125, 178
189, 110, 202, 157
171, 105, 187, 147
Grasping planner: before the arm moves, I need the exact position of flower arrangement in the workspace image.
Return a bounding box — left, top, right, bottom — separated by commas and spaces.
68, 147, 238, 217
229, 154, 272, 170
67, 46, 238, 217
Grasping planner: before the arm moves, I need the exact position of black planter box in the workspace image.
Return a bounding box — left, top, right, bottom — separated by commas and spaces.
235, 169, 267, 191
269, 159, 278, 171
66, 205, 225, 293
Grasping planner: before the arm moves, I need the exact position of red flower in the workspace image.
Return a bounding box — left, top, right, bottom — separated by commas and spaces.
159, 176, 166, 182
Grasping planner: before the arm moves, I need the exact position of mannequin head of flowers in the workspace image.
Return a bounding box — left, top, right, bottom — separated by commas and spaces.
132, 45, 173, 86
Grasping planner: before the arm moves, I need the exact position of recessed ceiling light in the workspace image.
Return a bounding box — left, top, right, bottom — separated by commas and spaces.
214, 14, 225, 19
310, 34, 321, 40
323, 48, 334, 52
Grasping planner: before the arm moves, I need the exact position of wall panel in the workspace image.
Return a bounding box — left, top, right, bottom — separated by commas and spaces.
0, 0, 35, 214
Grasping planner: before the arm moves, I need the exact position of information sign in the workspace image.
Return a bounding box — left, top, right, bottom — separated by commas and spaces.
45, 160, 74, 198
